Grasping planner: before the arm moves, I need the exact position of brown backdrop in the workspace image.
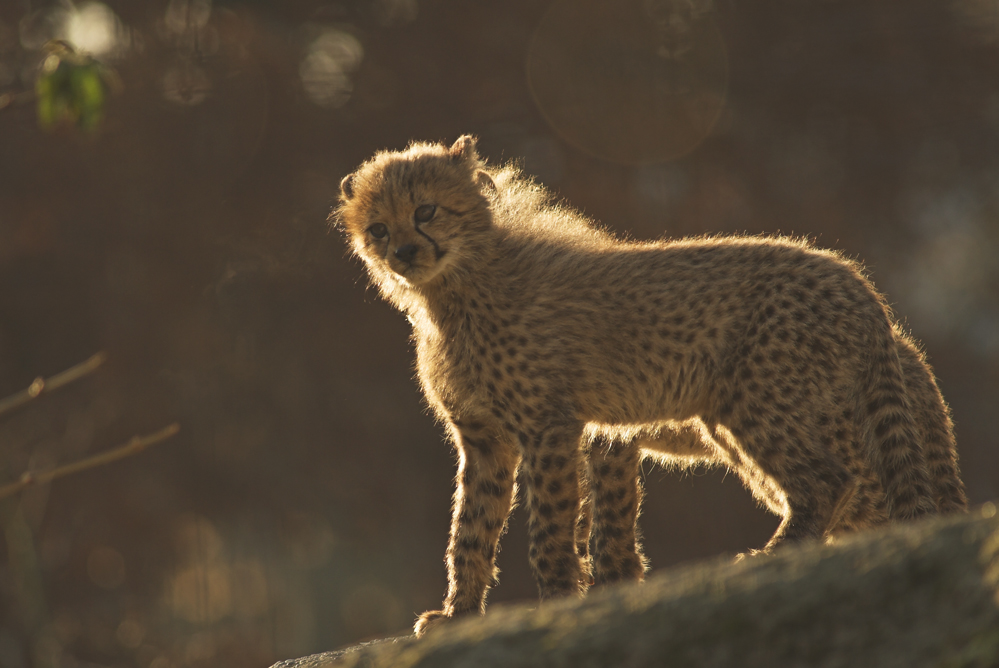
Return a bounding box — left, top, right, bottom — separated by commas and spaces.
1, 1, 997, 666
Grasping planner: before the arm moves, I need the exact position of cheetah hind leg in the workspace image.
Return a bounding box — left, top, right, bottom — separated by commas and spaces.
894, 328, 968, 513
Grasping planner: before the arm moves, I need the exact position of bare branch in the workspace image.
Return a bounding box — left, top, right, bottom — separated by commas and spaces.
0, 352, 108, 418
0, 423, 180, 500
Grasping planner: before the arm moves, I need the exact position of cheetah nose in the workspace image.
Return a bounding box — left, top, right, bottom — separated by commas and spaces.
394, 244, 418, 264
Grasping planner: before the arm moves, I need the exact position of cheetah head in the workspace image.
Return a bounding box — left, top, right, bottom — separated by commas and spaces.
336, 136, 495, 291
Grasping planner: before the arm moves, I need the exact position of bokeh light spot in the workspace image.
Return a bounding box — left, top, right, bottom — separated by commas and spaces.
174, 514, 225, 564
169, 564, 233, 622
373, 0, 419, 26
527, 0, 728, 164
65, 3, 122, 56
162, 61, 211, 105
164, 0, 213, 35
300, 28, 363, 109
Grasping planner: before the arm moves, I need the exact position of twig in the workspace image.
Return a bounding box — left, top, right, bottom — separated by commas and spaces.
0, 352, 107, 418
0, 423, 180, 500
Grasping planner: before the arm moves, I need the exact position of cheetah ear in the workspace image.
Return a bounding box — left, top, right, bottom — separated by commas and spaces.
475, 170, 496, 192
449, 135, 479, 163
340, 174, 355, 200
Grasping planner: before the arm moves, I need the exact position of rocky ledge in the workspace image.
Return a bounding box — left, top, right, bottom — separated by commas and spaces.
273, 505, 999, 668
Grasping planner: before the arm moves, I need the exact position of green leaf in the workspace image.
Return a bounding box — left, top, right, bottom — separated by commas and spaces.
34, 43, 116, 133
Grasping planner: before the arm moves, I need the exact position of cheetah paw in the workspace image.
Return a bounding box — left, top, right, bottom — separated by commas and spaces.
414, 610, 451, 638
732, 548, 769, 563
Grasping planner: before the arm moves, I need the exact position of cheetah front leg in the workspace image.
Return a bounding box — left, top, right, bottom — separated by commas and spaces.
415, 420, 519, 637
587, 437, 648, 585
521, 421, 589, 600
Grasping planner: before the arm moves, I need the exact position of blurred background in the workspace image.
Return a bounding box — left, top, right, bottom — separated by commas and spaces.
0, 0, 998, 666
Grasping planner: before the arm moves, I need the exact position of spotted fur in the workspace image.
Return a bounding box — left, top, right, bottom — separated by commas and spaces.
334, 136, 967, 637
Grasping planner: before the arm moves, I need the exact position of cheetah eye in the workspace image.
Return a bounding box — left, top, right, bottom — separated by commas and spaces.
414, 204, 436, 224
368, 223, 388, 239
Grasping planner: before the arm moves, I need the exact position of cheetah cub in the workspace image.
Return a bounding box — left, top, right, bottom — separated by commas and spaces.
335, 136, 966, 638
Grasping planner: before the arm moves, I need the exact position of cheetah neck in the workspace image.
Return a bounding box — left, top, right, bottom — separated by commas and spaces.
409, 242, 503, 335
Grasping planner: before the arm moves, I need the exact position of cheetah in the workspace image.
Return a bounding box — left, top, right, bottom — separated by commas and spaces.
334, 136, 966, 637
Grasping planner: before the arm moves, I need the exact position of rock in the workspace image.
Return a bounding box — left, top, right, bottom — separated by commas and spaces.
274, 505, 999, 668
